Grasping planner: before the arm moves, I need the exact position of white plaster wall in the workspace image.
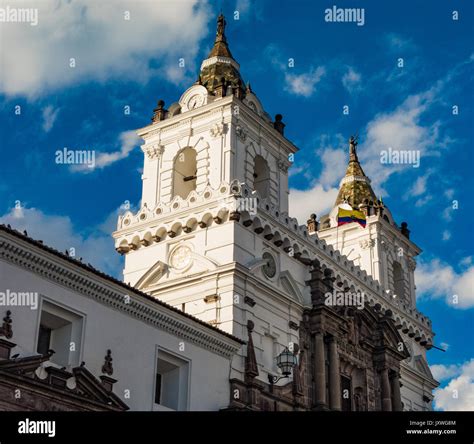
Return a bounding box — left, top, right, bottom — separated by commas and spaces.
0, 259, 234, 411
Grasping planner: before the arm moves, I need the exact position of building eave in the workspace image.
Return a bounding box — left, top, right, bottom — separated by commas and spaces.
0, 225, 245, 358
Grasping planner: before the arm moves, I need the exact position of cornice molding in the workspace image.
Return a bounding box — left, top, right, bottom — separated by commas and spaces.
0, 233, 243, 359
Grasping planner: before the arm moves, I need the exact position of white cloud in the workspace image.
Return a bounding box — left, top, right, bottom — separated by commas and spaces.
0, 0, 211, 97
444, 189, 455, 199
342, 67, 361, 93
442, 230, 451, 241
385, 33, 415, 52
284, 67, 325, 97
459, 257, 473, 267
431, 363, 461, 382
288, 163, 306, 178
288, 134, 345, 222
414, 194, 432, 208
433, 359, 474, 411
360, 89, 440, 192
358, 55, 473, 193
318, 147, 347, 188
41, 105, 60, 132
443, 205, 454, 222
289, 184, 338, 223
71, 130, 141, 172
0, 206, 123, 277
235, 0, 251, 15
409, 172, 430, 197
415, 258, 474, 309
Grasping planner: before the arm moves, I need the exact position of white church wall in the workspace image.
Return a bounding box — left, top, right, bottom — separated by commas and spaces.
0, 247, 240, 411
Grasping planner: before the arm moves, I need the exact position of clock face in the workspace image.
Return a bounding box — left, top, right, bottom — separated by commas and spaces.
188, 94, 203, 110
262, 252, 277, 278
169, 245, 193, 271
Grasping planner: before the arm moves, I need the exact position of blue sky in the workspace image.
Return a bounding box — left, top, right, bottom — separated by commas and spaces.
0, 0, 472, 410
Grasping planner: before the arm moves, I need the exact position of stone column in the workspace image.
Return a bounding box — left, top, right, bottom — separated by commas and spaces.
328, 337, 341, 410
390, 371, 402, 411
380, 368, 392, 411
314, 332, 327, 409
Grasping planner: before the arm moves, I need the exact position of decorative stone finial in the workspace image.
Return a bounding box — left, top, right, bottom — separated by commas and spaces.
151, 100, 167, 123
0, 310, 13, 339
307, 214, 318, 234
273, 114, 285, 135
400, 222, 410, 239
244, 320, 259, 380
101, 349, 114, 376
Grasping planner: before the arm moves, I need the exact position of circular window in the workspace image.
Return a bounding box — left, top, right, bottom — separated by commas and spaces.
262, 252, 277, 278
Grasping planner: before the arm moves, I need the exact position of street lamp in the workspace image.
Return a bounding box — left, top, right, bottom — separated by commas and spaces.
268, 347, 297, 386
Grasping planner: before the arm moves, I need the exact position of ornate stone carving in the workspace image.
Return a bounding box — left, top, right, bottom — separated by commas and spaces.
347, 315, 360, 345
292, 348, 304, 396
169, 245, 193, 271
354, 386, 367, 411
210, 122, 227, 138
379, 238, 389, 251
101, 349, 114, 376
0, 310, 13, 339
407, 257, 416, 271
359, 239, 375, 250
234, 125, 247, 141
145, 144, 164, 160
277, 158, 289, 173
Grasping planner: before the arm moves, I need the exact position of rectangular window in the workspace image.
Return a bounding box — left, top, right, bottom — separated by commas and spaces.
154, 349, 189, 411
36, 300, 84, 367
37, 325, 52, 356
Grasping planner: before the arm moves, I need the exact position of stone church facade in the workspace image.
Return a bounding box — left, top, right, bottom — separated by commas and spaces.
0, 15, 438, 413
113, 15, 438, 411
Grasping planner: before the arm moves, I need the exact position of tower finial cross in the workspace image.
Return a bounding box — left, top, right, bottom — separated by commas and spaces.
349, 134, 359, 161
216, 13, 226, 41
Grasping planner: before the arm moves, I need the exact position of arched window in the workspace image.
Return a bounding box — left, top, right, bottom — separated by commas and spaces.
253, 155, 270, 198
392, 261, 405, 299
172, 147, 197, 200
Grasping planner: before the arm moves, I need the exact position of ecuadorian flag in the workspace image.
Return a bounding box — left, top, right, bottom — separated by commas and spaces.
337, 208, 366, 228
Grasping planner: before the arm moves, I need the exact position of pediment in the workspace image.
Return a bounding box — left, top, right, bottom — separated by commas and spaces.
279, 271, 304, 304
135, 249, 220, 291
135, 260, 167, 290
72, 367, 127, 409
0, 355, 128, 410
414, 355, 435, 380
379, 317, 410, 359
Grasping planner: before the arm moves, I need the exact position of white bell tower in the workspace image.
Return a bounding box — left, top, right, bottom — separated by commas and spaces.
113, 15, 301, 364
317, 137, 420, 310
